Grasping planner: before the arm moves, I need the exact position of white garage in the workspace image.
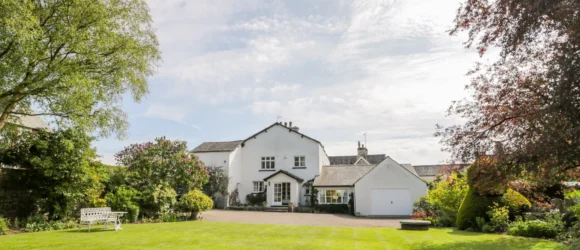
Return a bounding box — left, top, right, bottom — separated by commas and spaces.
355, 157, 427, 216
370, 188, 412, 216
312, 156, 428, 217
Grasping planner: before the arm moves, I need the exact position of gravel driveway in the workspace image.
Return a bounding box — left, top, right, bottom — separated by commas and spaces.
202, 210, 402, 228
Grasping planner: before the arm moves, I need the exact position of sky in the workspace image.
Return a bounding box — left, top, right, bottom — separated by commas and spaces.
94, 0, 484, 166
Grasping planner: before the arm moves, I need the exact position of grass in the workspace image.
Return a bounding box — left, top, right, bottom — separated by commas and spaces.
0, 221, 565, 250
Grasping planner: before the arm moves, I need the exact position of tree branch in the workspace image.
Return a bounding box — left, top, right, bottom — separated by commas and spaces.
7, 111, 70, 118
0, 41, 14, 59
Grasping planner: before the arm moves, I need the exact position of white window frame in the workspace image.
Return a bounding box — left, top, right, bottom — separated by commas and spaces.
253, 181, 264, 192
294, 156, 306, 167
318, 189, 349, 204
261, 156, 275, 170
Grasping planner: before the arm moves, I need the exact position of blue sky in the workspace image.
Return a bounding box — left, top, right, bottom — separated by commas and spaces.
94, 0, 484, 165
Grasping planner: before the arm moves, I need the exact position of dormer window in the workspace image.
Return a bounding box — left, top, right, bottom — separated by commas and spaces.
261, 156, 275, 170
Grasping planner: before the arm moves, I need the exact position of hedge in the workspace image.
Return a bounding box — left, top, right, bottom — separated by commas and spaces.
456, 187, 502, 230
456, 187, 531, 230
315, 204, 349, 214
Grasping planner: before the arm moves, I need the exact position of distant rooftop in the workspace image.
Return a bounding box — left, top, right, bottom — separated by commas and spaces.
9, 115, 50, 131
328, 154, 386, 165
192, 140, 242, 153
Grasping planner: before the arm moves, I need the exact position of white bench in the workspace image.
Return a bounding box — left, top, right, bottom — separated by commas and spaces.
79, 207, 116, 232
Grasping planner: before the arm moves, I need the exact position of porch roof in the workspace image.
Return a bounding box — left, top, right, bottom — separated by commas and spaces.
263, 170, 304, 182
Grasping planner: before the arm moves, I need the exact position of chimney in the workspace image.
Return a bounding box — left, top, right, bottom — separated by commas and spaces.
357, 143, 368, 160
289, 121, 299, 132
283, 122, 287, 127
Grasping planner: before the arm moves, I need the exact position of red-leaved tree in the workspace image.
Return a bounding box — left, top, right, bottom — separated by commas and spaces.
437, 0, 580, 191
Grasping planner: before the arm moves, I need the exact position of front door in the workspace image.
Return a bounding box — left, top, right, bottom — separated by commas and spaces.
273, 182, 291, 206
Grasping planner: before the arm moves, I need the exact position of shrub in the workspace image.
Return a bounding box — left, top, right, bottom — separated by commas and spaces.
456, 187, 530, 230
106, 186, 140, 222
411, 211, 427, 220
246, 192, 266, 206
175, 190, 213, 219
160, 212, 181, 222
23, 214, 50, 232
501, 188, 531, 219
456, 187, 502, 230
314, 204, 349, 214
427, 173, 468, 227
486, 203, 509, 233
508, 220, 561, 238
508, 212, 564, 239
140, 183, 177, 217
0, 216, 9, 235
475, 217, 486, 232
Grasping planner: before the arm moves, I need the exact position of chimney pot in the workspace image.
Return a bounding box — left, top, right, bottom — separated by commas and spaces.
289, 121, 293, 127
358, 141, 360, 148
283, 122, 287, 127
357, 144, 368, 160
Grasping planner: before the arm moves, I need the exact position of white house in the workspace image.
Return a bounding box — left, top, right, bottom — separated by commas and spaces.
193, 122, 428, 216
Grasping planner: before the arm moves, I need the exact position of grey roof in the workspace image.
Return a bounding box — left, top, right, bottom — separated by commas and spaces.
9, 115, 50, 130
313, 165, 376, 187
328, 154, 386, 165
412, 164, 469, 177
192, 140, 242, 153
263, 170, 304, 182
400, 164, 418, 176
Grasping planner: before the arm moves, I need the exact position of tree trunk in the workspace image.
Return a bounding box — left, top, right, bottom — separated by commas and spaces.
0, 102, 17, 130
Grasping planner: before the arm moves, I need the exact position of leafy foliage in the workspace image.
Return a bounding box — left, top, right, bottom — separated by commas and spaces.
175, 190, 213, 219
203, 166, 229, 197
115, 137, 208, 216
0, 129, 96, 220
486, 203, 509, 233
105, 186, 140, 222
508, 215, 564, 239
456, 186, 530, 230
0, 0, 160, 138
246, 192, 266, 206
502, 189, 531, 219
116, 137, 209, 193
0, 216, 8, 235
438, 0, 580, 189
140, 183, 177, 217
427, 172, 468, 226
314, 204, 349, 214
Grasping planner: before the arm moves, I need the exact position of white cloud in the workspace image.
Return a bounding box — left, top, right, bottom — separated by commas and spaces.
142, 103, 200, 129
110, 0, 482, 165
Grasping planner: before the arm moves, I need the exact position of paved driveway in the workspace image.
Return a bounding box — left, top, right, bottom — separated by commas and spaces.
202, 210, 402, 228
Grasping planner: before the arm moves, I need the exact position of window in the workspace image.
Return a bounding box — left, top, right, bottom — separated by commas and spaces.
319, 190, 349, 204
294, 156, 305, 167
253, 181, 264, 192
261, 156, 275, 169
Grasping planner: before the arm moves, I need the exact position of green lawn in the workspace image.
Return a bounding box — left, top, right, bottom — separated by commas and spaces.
0, 221, 565, 250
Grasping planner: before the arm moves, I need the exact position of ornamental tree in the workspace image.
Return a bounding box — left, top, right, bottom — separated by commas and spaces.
115, 137, 209, 197
437, 0, 580, 188
0, 0, 160, 138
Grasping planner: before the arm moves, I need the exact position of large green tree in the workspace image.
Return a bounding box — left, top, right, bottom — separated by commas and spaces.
0, 0, 160, 137
437, 0, 580, 187
0, 128, 98, 220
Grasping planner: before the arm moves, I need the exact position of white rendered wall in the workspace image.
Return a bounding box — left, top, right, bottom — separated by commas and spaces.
239, 125, 323, 206
354, 157, 428, 216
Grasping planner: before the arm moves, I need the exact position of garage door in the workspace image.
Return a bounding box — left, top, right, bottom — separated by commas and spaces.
370, 189, 411, 216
